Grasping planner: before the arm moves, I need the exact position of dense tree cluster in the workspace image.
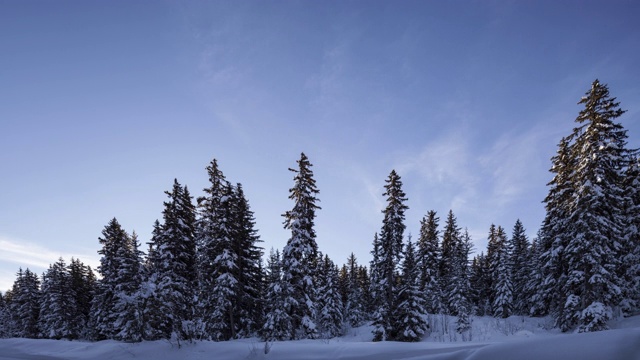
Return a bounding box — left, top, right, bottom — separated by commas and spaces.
1, 80, 639, 342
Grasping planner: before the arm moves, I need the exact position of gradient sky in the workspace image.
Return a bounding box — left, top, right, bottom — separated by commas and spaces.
2, 0, 640, 292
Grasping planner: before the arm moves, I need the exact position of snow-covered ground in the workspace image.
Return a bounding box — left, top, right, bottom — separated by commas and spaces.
1, 315, 639, 360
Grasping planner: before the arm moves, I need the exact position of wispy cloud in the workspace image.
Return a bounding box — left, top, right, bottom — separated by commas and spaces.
0, 234, 100, 272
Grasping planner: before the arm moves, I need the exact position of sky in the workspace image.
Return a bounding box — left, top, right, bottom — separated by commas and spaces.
1, 0, 640, 292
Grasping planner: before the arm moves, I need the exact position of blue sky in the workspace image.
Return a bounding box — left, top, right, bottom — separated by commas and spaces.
1, 0, 640, 291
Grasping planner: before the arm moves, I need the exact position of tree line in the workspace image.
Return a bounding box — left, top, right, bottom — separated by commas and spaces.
0, 80, 638, 342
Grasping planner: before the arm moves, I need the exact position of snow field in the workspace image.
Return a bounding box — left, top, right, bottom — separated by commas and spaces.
1, 315, 639, 360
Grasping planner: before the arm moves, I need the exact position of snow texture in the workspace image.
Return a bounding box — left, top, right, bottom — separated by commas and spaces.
1, 315, 639, 360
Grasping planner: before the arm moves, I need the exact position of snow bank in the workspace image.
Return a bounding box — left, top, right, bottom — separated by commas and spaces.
1, 316, 639, 360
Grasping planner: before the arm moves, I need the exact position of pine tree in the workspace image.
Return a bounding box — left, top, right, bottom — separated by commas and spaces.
280, 153, 321, 340
152, 180, 197, 341
621, 156, 640, 315
39, 258, 75, 339
369, 232, 383, 329
261, 249, 291, 341
0, 292, 9, 338
90, 218, 144, 341
68, 258, 96, 339
372, 170, 408, 341
469, 252, 491, 316
526, 234, 546, 316
357, 265, 373, 318
492, 229, 513, 318
344, 253, 365, 327
195, 159, 228, 339
416, 211, 443, 314
112, 231, 144, 342
9, 268, 40, 338
206, 180, 239, 341
440, 210, 469, 317
394, 240, 428, 342
316, 254, 344, 339
229, 183, 264, 338
538, 137, 574, 320
561, 80, 629, 332
509, 220, 531, 315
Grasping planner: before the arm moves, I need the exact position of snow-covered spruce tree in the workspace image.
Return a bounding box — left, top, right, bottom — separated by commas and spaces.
509, 220, 531, 315
469, 252, 491, 316
357, 265, 373, 318
344, 253, 365, 328
112, 231, 145, 342
537, 136, 574, 320
526, 233, 546, 317
68, 258, 96, 339
280, 152, 321, 340
0, 292, 9, 338
316, 254, 344, 339
394, 240, 428, 342
261, 249, 291, 341
561, 80, 629, 332
453, 230, 473, 338
492, 227, 513, 318
90, 218, 144, 341
39, 258, 76, 339
229, 183, 264, 338
440, 210, 471, 317
369, 232, 383, 327
485, 225, 514, 318
147, 180, 198, 341
195, 159, 231, 340
416, 211, 443, 315
372, 170, 408, 341
621, 156, 640, 315
206, 180, 239, 342
91, 218, 123, 339
9, 268, 40, 338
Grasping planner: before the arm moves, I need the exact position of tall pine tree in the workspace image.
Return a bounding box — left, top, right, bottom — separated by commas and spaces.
280, 153, 321, 339
372, 170, 408, 341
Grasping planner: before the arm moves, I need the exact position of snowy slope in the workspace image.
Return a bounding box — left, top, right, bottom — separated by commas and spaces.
1, 316, 639, 360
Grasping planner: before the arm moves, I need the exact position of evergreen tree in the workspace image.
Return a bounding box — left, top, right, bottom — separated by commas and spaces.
561, 80, 628, 332
492, 229, 513, 318
229, 183, 264, 338
261, 249, 291, 341
469, 252, 491, 316
9, 268, 40, 338
90, 218, 144, 341
394, 240, 428, 342
68, 258, 96, 339
538, 137, 574, 320
357, 265, 373, 318
372, 170, 408, 341
39, 258, 75, 339
416, 211, 443, 314
112, 231, 144, 342
621, 156, 640, 315
206, 180, 238, 341
195, 159, 229, 340
0, 292, 9, 338
196, 160, 263, 340
440, 210, 468, 316
344, 253, 365, 328
509, 220, 531, 315
316, 254, 344, 338
147, 180, 197, 341
526, 234, 546, 316
280, 153, 321, 340
452, 229, 473, 338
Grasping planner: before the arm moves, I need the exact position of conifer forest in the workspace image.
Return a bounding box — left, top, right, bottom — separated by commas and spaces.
1, 80, 639, 343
